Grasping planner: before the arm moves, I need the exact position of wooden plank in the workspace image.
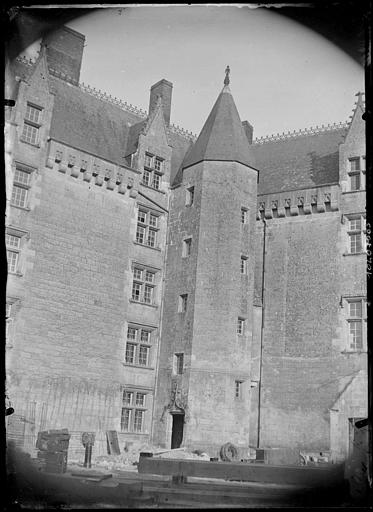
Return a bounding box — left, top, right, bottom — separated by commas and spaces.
106, 430, 120, 455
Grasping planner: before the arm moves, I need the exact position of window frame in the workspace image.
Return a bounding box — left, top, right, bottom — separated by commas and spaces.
240, 256, 248, 275
348, 156, 366, 192
182, 237, 192, 258
6, 228, 28, 275
346, 214, 366, 254
241, 207, 249, 224
185, 186, 195, 207
21, 103, 43, 146
178, 294, 188, 313
131, 264, 158, 306
234, 380, 243, 400
10, 164, 34, 209
237, 318, 245, 335
142, 152, 164, 191
121, 389, 148, 433
124, 325, 153, 367
174, 353, 184, 375
136, 207, 160, 249
343, 297, 367, 352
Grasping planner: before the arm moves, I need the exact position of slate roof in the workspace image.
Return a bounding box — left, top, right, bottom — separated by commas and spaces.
253, 128, 347, 195
182, 85, 256, 170
11, 57, 350, 194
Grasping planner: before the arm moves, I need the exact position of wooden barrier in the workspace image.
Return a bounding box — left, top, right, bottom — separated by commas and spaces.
138, 455, 345, 488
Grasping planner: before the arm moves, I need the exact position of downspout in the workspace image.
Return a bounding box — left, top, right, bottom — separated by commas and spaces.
257, 216, 267, 449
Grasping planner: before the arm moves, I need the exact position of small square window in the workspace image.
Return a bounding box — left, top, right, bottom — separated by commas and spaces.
145, 270, 155, 283
123, 391, 133, 405
127, 327, 137, 341
138, 210, 147, 224
14, 169, 31, 186
6, 234, 21, 249
133, 268, 143, 280
25, 104, 42, 124
140, 330, 151, 343
136, 393, 146, 407
182, 238, 192, 257
186, 186, 194, 206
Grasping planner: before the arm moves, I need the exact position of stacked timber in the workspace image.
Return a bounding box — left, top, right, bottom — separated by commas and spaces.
36, 429, 70, 473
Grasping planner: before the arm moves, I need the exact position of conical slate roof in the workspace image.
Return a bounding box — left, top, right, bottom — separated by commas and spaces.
182, 84, 255, 170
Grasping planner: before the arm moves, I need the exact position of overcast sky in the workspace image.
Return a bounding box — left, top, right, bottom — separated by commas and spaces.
24, 5, 364, 139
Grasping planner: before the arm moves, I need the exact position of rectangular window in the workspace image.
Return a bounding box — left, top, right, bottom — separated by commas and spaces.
154, 158, 163, 172
14, 169, 31, 186
144, 153, 153, 168
121, 390, 148, 433
240, 256, 248, 275
182, 238, 192, 257
136, 208, 160, 249
121, 408, 131, 432
125, 343, 136, 364
138, 345, 149, 366
125, 326, 153, 367
143, 153, 163, 190
186, 186, 194, 206
11, 186, 28, 208
133, 410, 144, 432
348, 157, 365, 191
235, 380, 243, 399
7, 251, 19, 273
6, 233, 22, 273
179, 294, 188, 313
25, 104, 42, 124
21, 123, 39, 145
131, 265, 158, 305
152, 173, 161, 190
175, 353, 184, 375
142, 170, 151, 186
237, 318, 244, 335
241, 208, 248, 224
347, 215, 366, 254
346, 298, 366, 351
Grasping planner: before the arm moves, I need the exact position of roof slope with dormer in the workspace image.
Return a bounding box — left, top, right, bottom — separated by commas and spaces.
182, 84, 256, 170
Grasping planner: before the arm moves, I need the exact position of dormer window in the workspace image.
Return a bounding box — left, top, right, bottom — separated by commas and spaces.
348, 156, 366, 191
21, 103, 43, 146
142, 152, 164, 191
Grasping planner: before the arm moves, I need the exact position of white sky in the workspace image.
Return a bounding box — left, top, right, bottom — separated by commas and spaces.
23, 5, 364, 138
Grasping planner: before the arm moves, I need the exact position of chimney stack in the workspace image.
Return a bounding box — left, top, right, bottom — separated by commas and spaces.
242, 121, 254, 145
149, 79, 173, 126
42, 26, 85, 84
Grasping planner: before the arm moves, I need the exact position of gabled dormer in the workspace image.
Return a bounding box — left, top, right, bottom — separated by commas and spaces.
339, 92, 366, 194
126, 84, 173, 192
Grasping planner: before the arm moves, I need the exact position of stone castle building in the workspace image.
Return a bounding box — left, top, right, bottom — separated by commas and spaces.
5, 26, 367, 462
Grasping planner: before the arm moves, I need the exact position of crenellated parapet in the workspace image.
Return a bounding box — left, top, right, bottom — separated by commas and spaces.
79, 82, 148, 118
253, 122, 349, 145
256, 184, 340, 220
45, 139, 139, 197
168, 123, 197, 142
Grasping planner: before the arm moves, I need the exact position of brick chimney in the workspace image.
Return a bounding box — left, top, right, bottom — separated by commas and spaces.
242, 120, 254, 145
43, 26, 85, 84
149, 79, 173, 126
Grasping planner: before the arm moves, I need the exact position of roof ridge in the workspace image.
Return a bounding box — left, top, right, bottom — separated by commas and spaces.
253, 121, 349, 145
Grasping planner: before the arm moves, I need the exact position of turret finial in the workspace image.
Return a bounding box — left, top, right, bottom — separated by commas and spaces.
224, 65, 230, 86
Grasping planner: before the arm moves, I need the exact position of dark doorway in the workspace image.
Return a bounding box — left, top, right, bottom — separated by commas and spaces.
171, 413, 184, 449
